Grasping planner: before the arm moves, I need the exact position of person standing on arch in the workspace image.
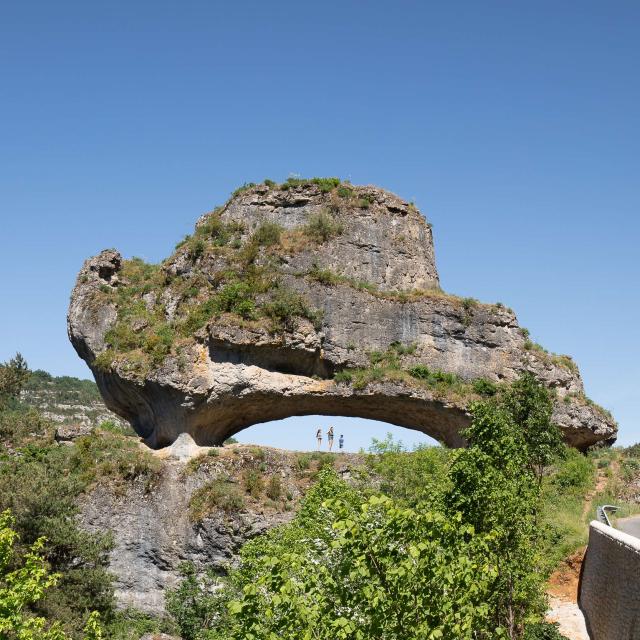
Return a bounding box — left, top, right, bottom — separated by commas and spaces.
327, 426, 334, 451
316, 428, 322, 450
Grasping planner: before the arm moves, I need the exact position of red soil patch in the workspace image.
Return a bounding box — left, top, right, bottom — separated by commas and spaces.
547, 548, 586, 602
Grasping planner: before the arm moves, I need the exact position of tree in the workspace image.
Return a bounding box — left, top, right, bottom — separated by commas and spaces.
0, 510, 103, 640
0, 446, 114, 636
168, 375, 565, 640
447, 374, 562, 639
502, 372, 563, 488
0, 353, 30, 409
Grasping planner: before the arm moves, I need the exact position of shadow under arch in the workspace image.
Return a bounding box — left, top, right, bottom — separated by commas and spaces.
95, 369, 471, 450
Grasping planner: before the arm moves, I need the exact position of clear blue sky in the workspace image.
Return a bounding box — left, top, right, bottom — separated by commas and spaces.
1, 1, 638, 449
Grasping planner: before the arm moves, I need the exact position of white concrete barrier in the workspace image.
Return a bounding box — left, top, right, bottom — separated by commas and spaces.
579, 520, 640, 639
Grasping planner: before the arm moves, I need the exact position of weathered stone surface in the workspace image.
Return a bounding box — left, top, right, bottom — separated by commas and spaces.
67, 182, 617, 450
54, 423, 93, 443
79, 446, 360, 614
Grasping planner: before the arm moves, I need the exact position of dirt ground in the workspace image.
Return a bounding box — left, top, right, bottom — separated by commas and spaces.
545, 546, 589, 638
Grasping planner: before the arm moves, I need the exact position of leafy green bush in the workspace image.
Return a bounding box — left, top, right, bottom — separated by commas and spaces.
408, 364, 431, 380
366, 434, 450, 506
212, 471, 500, 640
0, 353, 29, 410
388, 341, 417, 355
215, 283, 256, 319
472, 377, 498, 397
408, 365, 461, 387
552, 450, 594, 490
308, 264, 341, 286
296, 453, 312, 471
165, 563, 225, 640
0, 427, 115, 636
311, 177, 341, 192
333, 370, 353, 384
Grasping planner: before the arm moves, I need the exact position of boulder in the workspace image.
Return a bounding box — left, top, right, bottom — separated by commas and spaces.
67, 180, 616, 450
55, 423, 93, 443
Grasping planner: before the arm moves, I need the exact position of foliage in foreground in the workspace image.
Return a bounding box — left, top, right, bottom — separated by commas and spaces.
167, 374, 565, 639
0, 510, 103, 640
0, 354, 172, 638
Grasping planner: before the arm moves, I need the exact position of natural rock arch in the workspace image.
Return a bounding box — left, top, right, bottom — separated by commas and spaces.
68, 180, 616, 450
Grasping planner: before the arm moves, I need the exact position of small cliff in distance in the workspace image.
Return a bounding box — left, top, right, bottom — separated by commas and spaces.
21, 369, 128, 430
67, 178, 616, 450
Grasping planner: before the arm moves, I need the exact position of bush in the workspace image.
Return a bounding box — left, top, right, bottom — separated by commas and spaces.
552, 449, 593, 491
266, 475, 282, 501
165, 563, 224, 640
389, 341, 417, 355
0, 509, 104, 640
261, 289, 321, 331
243, 470, 264, 498
311, 176, 341, 192
215, 283, 256, 319
195, 215, 243, 247
189, 479, 245, 520
308, 264, 341, 286
472, 377, 498, 397
0, 429, 115, 635
72, 429, 161, 493
252, 221, 283, 247
333, 370, 353, 384
408, 364, 431, 380
0, 352, 29, 409
303, 211, 343, 243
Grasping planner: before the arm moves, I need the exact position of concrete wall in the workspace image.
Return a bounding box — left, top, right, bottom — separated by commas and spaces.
579, 520, 640, 640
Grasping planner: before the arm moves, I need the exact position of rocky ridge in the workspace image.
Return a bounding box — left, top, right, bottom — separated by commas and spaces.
68, 179, 617, 450
21, 369, 127, 431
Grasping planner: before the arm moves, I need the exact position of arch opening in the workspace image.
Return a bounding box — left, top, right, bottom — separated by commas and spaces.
230, 415, 442, 453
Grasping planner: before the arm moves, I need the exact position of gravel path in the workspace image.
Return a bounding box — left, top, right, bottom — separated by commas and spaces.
547, 597, 590, 640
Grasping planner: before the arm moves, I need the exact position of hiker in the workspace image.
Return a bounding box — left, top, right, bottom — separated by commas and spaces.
327, 426, 334, 451
339, 434, 344, 451
316, 428, 322, 450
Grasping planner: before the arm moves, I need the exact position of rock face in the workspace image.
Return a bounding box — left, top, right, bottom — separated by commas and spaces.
68, 181, 616, 450
79, 444, 360, 614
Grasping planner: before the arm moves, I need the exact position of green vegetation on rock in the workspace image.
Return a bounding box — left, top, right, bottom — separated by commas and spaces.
166, 375, 571, 639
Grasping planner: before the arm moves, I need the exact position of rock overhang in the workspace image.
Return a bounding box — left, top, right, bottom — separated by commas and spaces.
67, 179, 617, 450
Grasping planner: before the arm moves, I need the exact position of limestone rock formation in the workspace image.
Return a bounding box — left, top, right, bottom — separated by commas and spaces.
80, 444, 361, 614
68, 179, 616, 450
